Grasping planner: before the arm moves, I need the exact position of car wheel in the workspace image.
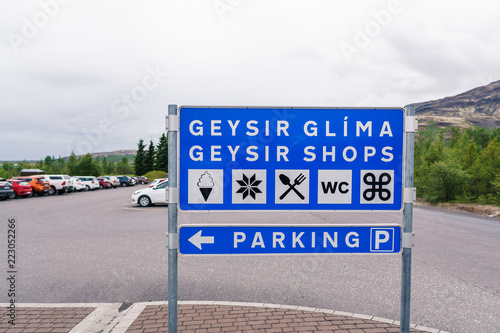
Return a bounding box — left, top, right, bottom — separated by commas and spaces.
138, 196, 152, 207
121, 182, 127, 187
48, 186, 56, 195
99, 184, 104, 189
8, 192, 17, 199
85, 185, 90, 191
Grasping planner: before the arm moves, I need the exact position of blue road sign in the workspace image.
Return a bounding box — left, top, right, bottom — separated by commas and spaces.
179, 107, 404, 211
178, 224, 402, 255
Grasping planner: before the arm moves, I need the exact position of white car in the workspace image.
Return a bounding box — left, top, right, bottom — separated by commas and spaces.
35, 174, 72, 195
132, 181, 168, 207
74, 176, 99, 191
150, 178, 167, 188
71, 177, 86, 191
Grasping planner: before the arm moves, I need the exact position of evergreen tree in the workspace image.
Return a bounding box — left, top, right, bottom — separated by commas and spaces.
44, 156, 54, 173
55, 156, 66, 174
134, 139, 147, 176
107, 160, 116, 175
76, 153, 101, 176
145, 140, 155, 174
414, 126, 500, 204
466, 126, 492, 149
66, 152, 78, 175
155, 133, 168, 172
478, 139, 500, 195
117, 157, 133, 175
35, 159, 44, 171
101, 157, 109, 175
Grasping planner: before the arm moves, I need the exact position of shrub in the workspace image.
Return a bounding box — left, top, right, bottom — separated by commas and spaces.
143, 170, 167, 181
422, 161, 470, 203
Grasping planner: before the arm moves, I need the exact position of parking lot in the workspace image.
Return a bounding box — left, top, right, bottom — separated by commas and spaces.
1, 185, 499, 332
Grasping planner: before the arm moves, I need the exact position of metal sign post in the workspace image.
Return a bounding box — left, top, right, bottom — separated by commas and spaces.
167, 104, 179, 332
400, 106, 416, 333
167, 105, 415, 333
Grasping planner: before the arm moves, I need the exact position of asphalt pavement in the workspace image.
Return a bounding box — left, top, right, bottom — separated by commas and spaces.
0, 185, 499, 332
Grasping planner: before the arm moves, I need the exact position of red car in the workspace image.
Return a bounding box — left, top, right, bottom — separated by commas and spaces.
97, 177, 112, 189
7, 179, 32, 199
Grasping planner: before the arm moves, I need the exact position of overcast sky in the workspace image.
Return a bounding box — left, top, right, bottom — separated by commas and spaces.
1, 0, 499, 161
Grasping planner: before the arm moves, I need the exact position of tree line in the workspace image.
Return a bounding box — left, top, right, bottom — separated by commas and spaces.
0, 154, 134, 178
415, 126, 500, 204
0, 133, 168, 179
2, 128, 499, 206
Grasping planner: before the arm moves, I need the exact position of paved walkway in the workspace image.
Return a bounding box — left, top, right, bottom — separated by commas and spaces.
0, 301, 449, 333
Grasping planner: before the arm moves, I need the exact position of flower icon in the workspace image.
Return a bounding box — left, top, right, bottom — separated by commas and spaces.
236, 173, 262, 200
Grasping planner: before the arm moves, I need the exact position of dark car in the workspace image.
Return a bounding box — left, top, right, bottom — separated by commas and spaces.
116, 176, 134, 187
0, 181, 15, 200
7, 180, 32, 199
97, 177, 112, 189
135, 176, 149, 184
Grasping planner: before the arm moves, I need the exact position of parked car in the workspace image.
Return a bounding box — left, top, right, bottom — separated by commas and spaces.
131, 180, 168, 207
135, 176, 149, 184
71, 177, 86, 191
36, 174, 71, 195
74, 176, 99, 191
116, 176, 134, 187
11, 176, 50, 196
97, 177, 112, 189
100, 176, 120, 188
130, 177, 137, 185
150, 178, 167, 188
63, 175, 75, 192
7, 180, 32, 199
0, 181, 15, 200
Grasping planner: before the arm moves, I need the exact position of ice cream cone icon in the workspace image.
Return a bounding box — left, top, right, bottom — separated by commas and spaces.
197, 171, 215, 202
199, 187, 212, 201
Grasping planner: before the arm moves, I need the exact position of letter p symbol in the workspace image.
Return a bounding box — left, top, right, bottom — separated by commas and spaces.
370, 228, 394, 252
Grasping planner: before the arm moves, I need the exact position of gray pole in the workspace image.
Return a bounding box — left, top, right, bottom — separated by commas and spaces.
168, 104, 178, 332
400, 106, 415, 333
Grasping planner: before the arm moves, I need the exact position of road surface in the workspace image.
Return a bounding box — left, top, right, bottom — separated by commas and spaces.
1, 185, 499, 332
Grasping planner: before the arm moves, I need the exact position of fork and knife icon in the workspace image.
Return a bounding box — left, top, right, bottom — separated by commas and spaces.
279, 173, 306, 200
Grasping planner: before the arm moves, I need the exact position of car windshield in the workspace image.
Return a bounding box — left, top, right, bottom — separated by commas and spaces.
156, 182, 168, 189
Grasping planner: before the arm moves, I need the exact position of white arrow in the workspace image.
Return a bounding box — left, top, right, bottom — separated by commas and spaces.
188, 230, 215, 250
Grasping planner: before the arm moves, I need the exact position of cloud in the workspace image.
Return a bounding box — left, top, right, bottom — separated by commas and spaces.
1, 0, 500, 160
